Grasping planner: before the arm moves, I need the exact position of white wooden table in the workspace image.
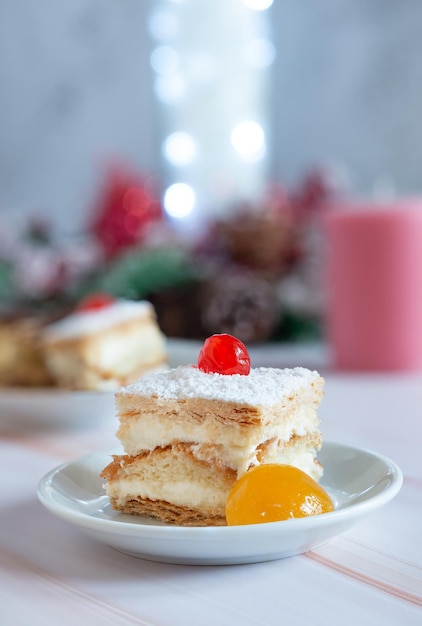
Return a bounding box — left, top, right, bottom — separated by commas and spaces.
0, 343, 421, 625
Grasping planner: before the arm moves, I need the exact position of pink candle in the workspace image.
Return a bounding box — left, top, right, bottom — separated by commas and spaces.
323, 200, 422, 371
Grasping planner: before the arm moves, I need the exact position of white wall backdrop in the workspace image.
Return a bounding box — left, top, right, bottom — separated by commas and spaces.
0, 0, 158, 234
1, 0, 422, 234
271, 0, 422, 194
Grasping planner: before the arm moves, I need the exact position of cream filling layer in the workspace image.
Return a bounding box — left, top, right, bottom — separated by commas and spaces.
118, 406, 319, 475
106, 475, 228, 510
191, 439, 321, 479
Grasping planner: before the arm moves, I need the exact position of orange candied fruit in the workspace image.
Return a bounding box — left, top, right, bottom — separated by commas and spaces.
225, 464, 334, 526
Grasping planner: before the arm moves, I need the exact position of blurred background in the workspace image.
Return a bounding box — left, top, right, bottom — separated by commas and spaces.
1, 0, 422, 349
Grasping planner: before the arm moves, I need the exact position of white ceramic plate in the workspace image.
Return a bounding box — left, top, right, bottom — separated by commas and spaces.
37, 441, 402, 565
0, 389, 116, 431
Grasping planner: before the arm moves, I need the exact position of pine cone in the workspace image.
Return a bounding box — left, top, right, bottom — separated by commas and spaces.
200, 269, 280, 343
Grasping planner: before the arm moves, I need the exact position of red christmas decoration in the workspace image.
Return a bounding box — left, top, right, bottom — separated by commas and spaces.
90, 165, 163, 258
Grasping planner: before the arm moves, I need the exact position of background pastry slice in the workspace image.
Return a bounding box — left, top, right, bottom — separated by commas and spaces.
0, 313, 55, 387
41, 295, 167, 391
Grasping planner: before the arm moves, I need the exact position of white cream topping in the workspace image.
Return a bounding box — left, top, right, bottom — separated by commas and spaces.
119, 364, 321, 407
43, 300, 153, 341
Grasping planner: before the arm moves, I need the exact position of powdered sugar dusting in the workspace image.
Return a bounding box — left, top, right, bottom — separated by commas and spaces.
43, 300, 153, 341
119, 365, 321, 406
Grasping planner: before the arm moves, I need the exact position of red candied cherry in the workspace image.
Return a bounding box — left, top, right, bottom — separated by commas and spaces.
77, 292, 115, 312
198, 333, 251, 375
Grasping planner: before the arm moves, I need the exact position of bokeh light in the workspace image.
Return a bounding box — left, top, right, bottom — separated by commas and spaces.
163, 132, 197, 166
150, 45, 179, 75
151, 0, 272, 219
163, 183, 196, 218
230, 121, 266, 162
